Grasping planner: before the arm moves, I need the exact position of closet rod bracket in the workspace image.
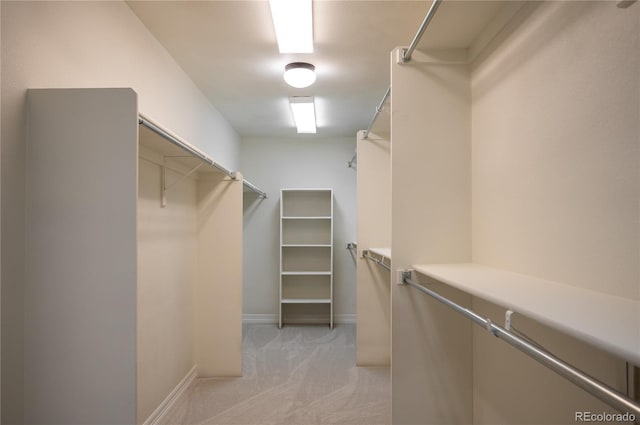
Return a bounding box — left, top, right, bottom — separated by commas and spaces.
397, 48, 409, 65
505, 310, 515, 331
399, 269, 412, 285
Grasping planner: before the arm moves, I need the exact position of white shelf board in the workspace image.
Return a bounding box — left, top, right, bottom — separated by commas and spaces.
413, 263, 640, 365
281, 271, 332, 276
282, 216, 332, 220
281, 188, 333, 192
369, 247, 391, 260
281, 298, 332, 304
282, 244, 332, 248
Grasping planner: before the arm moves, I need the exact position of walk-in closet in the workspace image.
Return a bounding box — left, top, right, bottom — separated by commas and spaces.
1, 1, 638, 424
356, 1, 639, 423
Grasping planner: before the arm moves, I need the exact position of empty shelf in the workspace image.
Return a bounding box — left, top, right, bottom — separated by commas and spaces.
281, 271, 332, 276
282, 216, 332, 220
413, 263, 640, 365
363, 247, 392, 271
282, 244, 332, 247
369, 247, 391, 260
281, 298, 332, 304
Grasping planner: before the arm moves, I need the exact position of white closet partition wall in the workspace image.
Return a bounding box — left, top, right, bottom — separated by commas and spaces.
390, 48, 473, 425
25, 88, 138, 424
195, 172, 243, 376
356, 130, 391, 366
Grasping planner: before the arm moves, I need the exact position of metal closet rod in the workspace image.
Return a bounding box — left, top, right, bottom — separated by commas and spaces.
348, 151, 357, 168
402, 0, 443, 63
138, 115, 237, 180
401, 272, 640, 417
243, 179, 267, 198
363, 250, 391, 271
363, 86, 391, 139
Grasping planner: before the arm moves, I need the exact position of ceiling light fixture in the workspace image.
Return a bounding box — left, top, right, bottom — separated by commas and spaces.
268, 0, 313, 53
284, 62, 316, 88
289, 96, 316, 134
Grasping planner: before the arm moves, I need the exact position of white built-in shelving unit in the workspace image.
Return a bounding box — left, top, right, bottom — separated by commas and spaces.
279, 188, 334, 328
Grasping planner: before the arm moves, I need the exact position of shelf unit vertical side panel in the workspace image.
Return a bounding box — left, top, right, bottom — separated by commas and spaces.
330, 189, 334, 328
279, 190, 285, 328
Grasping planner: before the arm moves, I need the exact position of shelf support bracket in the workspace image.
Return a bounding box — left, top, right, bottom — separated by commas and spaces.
161, 164, 167, 208
161, 156, 204, 207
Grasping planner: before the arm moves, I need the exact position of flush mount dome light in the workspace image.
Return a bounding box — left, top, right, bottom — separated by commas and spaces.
284, 62, 316, 88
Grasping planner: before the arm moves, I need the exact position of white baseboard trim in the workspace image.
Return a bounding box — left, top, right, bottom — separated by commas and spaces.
143, 365, 197, 425
242, 314, 277, 324
243, 314, 356, 325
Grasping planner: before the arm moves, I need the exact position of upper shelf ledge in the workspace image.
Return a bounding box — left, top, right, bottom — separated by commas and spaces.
412, 263, 640, 365
369, 247, 391, 260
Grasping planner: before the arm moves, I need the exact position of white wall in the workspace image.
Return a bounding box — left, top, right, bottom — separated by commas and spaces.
472, 0, 639, 300
241, 137, 357, 323
137, 150, 197, 424
470, 2, 638, 423
1, 2, 240, 423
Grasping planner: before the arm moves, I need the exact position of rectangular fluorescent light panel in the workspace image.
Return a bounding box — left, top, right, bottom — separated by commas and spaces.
269, 0, 313, 53
289, 97, 316, 134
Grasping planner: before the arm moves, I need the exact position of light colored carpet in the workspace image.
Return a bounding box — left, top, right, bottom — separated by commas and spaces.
160, 324, 390, 425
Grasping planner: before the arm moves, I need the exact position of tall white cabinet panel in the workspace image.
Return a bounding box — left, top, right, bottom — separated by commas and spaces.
25, 88, 138, 424
279, 189, 334, 328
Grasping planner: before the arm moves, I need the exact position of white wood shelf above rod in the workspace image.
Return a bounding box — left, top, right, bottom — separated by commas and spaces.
369, 247, 391, 260
412, 263, 640, 365
363, 247, 392, 271
282, 271, 332, 276
139, 114, 266, 198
